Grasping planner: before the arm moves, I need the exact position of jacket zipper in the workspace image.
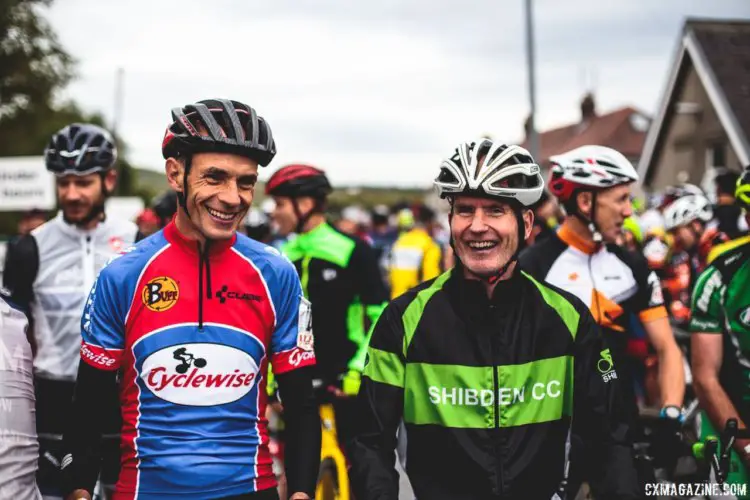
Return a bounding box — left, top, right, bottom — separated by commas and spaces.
83, 235, 95, 292
489, 303, 505, 495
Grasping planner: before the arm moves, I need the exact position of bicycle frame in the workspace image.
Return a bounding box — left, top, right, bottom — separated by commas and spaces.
315, 403, 350, 500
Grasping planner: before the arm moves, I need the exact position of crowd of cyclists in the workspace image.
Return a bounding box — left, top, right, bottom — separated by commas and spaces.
0, 97, 749, 500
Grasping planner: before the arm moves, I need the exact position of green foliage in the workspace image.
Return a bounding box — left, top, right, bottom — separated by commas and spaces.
0, 100, 106, 156
0, 0, 101, 157
0, 0, 149, 236
0, 0, 74, 119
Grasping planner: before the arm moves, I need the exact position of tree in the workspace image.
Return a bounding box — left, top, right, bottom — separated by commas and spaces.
0, 0, 74, 120
0, 0, 150, 237
0, 100, 107, 156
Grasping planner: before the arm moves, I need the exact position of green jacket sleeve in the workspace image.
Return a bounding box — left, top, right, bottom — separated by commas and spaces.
689, 265, 725, 333
348, 239, 389, 372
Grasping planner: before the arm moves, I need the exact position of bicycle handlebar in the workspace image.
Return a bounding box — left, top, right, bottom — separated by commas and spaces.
694, 418, 750, 485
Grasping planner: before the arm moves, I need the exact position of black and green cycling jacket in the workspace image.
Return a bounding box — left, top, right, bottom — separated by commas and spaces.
282, 221, 388, 381
348, 265, 640, 500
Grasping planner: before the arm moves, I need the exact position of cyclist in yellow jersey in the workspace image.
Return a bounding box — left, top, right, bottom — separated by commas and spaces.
706, 171, 750, 264
389, 205, 442, 299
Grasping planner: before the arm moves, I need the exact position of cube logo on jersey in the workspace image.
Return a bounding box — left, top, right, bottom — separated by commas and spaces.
142, 276, 179, 312
141, 343, 259, 406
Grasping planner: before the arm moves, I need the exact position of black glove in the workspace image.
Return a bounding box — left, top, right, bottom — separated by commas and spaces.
651, 406, 684, 470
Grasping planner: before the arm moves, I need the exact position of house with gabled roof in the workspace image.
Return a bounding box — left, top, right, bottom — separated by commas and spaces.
638, 18, 750, 191
520, 93, 651, 169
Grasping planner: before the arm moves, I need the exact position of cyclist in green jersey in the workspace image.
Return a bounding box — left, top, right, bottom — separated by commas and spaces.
690, 164, 750, 493
265, 164, 388, 445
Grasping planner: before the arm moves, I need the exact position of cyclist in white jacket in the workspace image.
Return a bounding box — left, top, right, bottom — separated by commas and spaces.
2, 123, 137, 498
0, 291, 42, 499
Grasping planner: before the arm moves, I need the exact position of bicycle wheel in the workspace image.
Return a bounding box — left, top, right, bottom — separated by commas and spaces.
316, 457, 341, 500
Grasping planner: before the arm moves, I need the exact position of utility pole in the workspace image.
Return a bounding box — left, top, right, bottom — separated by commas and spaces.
524, 0, 539, 161
113, 67, 125, 139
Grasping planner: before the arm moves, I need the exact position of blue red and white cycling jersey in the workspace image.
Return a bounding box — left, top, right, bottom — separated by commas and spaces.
80, 222, 315, 499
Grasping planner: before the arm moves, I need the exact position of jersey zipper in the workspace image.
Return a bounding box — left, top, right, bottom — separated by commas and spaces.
82, 234, 95, 293
197, 242, 213, 330
198, 242, 204, 330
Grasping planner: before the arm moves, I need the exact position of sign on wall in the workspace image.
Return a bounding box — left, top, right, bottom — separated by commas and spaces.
0, 157, 55, 211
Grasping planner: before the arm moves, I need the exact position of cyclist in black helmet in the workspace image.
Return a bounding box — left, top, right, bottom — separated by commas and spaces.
61, 100, 320, 500
2, 123, 138, 498
151, 190, 179, 229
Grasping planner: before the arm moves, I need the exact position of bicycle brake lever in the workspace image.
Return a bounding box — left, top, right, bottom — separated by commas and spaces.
702, 437, 722, 484
719, 419, 738, 483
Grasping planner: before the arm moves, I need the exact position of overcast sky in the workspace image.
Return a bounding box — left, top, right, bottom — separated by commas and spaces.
47, 0, 749, 188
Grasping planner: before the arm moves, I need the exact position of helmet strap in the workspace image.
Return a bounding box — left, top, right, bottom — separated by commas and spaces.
177, 156, 192, 218
572, 191, 603, 244
99, 171, 112, 198
293, 198, 318, 234
690, 221, 704, 242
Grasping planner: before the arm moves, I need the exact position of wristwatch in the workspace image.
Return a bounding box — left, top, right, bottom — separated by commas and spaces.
660, 405, 684, 421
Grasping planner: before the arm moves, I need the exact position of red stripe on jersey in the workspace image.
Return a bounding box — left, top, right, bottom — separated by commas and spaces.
116, 348, 141, 498
80, 341, 122, 370
272, 347, 316, 374
255, 358, 275, 488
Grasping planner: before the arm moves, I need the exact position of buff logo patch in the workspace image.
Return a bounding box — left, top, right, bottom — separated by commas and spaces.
142, 276, 179, 312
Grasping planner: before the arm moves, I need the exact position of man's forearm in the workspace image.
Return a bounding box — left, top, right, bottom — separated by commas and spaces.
60, 362, 116, 496
347, 380, 401, 500
657, 340, 685, 407
277, 367, 321, 498
694, 376, 750, 458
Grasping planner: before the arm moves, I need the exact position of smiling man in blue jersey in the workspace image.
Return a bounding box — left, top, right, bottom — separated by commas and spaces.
60, 99, 320, 500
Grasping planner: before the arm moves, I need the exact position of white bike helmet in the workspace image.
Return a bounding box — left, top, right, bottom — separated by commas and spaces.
341, 205, 371, 227
434, 139, 544, 207
547, 145, 639, 202
659, 183, 704, 210
547, 145, 638, 243
663, 195, 713, 231
244, 208, 269, 228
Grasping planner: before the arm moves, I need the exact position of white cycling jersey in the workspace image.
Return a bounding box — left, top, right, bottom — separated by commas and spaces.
30, 212, 136, 380
0, 295, 42, 499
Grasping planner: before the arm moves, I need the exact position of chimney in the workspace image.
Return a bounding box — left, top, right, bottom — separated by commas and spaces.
580, 92, 596, 122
